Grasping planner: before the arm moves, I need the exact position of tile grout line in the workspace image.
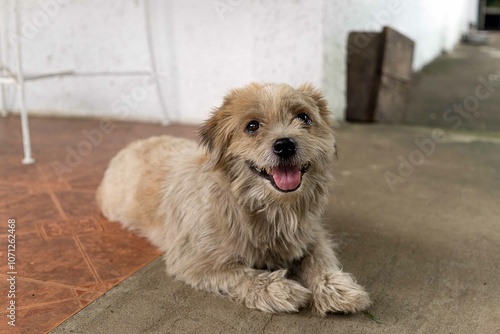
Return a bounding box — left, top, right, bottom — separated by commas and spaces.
6, 297, 81, 312
48, 191, 69, 221
0, 274, 81, 290
72, 235, 102, 284
58, 188, 98, 194
36, 163, 54, 191
35, 220, 49, 240
38, 163, 70, 221
0, 179, 68, 187
0, 192, 33, 207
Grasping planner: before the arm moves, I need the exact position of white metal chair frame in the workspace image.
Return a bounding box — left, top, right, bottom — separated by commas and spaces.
0, 0, 170, 166
0, 0, 34, 164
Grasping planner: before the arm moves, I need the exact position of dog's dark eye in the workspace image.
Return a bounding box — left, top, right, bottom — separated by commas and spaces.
296, 112, 312, 125
246, 120, 260, 134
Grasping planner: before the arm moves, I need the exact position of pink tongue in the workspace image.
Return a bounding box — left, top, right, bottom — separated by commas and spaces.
272, 166, 301, 191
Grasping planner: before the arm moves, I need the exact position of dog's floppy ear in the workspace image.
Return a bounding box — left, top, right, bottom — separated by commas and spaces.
198, 94, 234, 171
298, 83, 339, 162
297, 83, 330, 118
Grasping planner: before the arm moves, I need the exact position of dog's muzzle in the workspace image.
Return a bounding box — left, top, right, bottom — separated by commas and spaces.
248, 161, 310, 193
247, 137, 310, 193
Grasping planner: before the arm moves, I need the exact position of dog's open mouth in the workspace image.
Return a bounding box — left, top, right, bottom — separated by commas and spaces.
248, 161, 310, 193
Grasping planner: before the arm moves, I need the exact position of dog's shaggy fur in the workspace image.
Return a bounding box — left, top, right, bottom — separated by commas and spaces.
96, 83, 370, 315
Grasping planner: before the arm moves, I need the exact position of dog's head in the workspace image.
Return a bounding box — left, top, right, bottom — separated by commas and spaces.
199, 83, 337, 202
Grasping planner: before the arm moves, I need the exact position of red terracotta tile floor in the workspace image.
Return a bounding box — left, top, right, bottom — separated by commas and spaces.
0, 115, 198, 334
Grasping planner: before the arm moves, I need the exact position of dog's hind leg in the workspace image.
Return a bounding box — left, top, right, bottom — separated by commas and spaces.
185, 267, 311, 313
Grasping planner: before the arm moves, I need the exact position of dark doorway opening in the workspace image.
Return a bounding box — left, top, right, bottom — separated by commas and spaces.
485, 14, 500, 30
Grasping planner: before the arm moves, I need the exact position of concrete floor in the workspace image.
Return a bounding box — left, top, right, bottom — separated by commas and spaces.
404, 32, 500, 131
52, 123, 500, 334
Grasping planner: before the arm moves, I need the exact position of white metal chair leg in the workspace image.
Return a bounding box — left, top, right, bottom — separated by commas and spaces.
1, 1, 8, 117
0, 86, 6, 117
17, 82, 34, 164
12, 0, 34, 164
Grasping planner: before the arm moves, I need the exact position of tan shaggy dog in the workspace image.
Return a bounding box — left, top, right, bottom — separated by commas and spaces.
96, 83, 370, 315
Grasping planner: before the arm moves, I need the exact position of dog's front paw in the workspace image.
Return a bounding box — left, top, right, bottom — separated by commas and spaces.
311, 270, 370, 316
243, 269, 311, 313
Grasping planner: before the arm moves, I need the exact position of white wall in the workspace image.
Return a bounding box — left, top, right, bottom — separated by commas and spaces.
150, 0, 324, 123
0, 0, 478, 123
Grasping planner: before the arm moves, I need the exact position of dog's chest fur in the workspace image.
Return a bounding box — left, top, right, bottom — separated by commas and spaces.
236, 206, 316, 270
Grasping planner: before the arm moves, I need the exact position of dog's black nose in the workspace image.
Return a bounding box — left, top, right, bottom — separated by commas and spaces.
273, 138, 296, 158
